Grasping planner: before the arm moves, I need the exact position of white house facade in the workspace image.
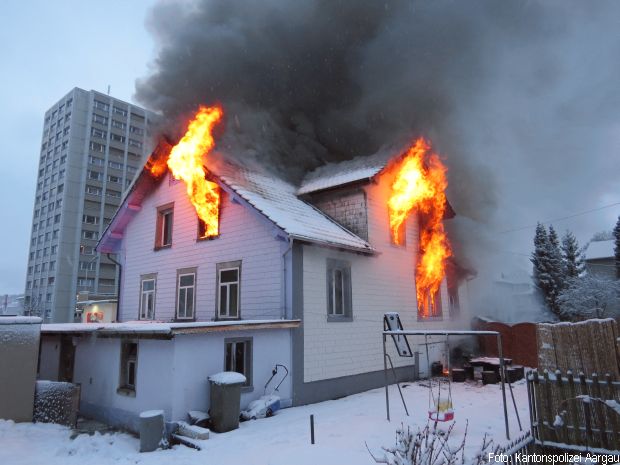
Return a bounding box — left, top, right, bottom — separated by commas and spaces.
38, 144, 472, 430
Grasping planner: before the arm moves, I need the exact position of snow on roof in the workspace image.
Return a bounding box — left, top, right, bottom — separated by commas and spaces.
99, 145, 374, 254
585, 240, 614, 260
41, 319, 300, 337
298, 148, 395, 195
0, 316, 42, 325
210, 156, 374, 252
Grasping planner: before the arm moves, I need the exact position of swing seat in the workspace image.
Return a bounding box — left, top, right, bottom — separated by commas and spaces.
428, 408, 454, 422
428, 399, 454, 422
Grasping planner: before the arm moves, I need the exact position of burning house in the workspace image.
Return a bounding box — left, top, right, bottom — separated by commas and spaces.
38, 106, 473, 431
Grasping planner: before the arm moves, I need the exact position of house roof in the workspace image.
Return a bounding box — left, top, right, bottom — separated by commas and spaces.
97, 143, 374, 254
298, 147, 456, 218
41, 319, 301, 339
298, 149, 395, 195
209, 155, 374, 252
585, 239, 615, 260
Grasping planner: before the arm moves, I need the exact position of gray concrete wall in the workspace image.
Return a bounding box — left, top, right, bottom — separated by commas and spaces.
0, 317, 41, 422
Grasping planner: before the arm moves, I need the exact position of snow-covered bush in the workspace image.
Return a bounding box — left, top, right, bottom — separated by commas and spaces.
368, 421, 502, 465
557, 275, 620, 321
33, 381, 80, 427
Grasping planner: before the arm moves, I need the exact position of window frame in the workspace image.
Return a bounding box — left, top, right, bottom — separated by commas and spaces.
389, 214, 407, 247
417, 289, 443, 321
139, 274, 157, 320
326, 258, 353, 322
224, 337, 252, 390
216, 261, 241, 320
154, 203, 174, 250
175, 268, 197, 320
118, 341, 138, 396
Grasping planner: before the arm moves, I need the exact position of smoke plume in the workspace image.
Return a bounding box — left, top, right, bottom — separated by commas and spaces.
136, 0, 620, 320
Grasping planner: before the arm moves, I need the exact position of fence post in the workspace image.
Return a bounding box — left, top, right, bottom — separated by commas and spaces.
543, 370, 557, 443
591, 373, 609, 450
554, 369, 568, 444
532, 371, 543, 444
579, 372, 593, 449
566, 370, 581, 446
526, 371, 536, 440
606, 373, 619, 451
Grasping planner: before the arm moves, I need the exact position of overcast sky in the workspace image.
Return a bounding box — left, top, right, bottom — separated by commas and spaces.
1, 1, 157, 294
1, 1, 619, 296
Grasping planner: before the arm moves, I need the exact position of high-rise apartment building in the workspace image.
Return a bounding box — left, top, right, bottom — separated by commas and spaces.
24, 88, 156, 322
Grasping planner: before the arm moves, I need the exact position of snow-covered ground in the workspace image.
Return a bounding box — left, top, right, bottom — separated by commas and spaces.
0, 379, 529, 465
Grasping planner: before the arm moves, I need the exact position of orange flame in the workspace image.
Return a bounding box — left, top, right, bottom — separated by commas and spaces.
388, 137, 451, 317
165, 105, 223, 238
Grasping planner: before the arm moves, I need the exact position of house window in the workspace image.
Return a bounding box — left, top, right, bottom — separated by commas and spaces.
217, 261, 241, 319
82, 230, 98, 240
418, 290, 442, 320
326, 259, 352, 321
176, 269, 196, 320
390, 217, 406, 246
224, 338, 252, 388
113, 106, 127, 117
94, 100, 109, 112
88, 170, 103, 181
111, 119, 126, 129
118, 341, 137, 394
155, 203, 174, 249
139, 275, 156, 320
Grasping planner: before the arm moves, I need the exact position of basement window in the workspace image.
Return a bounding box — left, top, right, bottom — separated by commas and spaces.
217, 261, 241, 319
326, 259, 352, 322
118, 341, 138, 396
224, 338, 252, 389
154, 203, 174, 249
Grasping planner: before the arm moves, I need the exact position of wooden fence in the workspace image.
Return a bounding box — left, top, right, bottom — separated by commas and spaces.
472, 317, 538, 368
491, 431, 534, 463
537, 319, 620, 380
527, 369, 620, 452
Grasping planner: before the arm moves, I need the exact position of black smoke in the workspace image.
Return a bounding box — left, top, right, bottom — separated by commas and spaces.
136, 0, 620, 320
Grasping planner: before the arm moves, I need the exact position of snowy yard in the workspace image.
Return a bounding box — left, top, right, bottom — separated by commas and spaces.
0, 380, 529, 465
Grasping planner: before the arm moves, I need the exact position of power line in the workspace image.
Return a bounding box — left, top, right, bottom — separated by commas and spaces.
498, 202, 620, 234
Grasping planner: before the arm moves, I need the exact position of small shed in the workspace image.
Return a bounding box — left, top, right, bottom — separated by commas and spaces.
0, 316, 41, 421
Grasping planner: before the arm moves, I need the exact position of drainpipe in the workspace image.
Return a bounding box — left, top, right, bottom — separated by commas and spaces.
281, 238, 293, 320
106, 253, 122, 322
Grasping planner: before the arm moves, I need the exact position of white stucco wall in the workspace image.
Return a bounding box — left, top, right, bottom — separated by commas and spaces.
119, 173, 285, 322
302, 170, 457, 383
74, 337, 175, 429
71, 328, 292, 431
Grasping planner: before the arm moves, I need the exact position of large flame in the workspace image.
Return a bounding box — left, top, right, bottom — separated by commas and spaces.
164, 105, 223, 238
388, 137, 451, 317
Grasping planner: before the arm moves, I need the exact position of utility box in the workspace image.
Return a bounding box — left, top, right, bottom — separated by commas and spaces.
208, 371, 246, 433
0, 316, 42, 422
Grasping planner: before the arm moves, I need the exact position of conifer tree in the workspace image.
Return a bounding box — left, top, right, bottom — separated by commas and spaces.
561, 230, 585, 280
547, 225, 567, 293
531, 223, 562, 317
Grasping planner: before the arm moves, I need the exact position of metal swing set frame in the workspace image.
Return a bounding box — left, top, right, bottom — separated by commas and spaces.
382, 325, 522, 440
